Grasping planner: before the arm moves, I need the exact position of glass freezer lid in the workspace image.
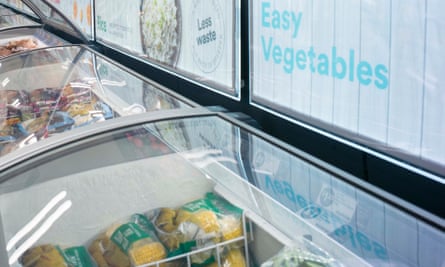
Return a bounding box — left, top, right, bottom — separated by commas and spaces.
0, 27, 67, 59
0, 110, 443, 267
1, 0, 88, 43
0, 1, 37, 19
0, 4, 39, 30
0, 13, 38, 29
24, 0, 88, 42
0, 44, 194, 159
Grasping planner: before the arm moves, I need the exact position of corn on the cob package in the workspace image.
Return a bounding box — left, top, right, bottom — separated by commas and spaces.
152, 192, 244, 266
19, 244, 93, 267
89, 213, 167, 267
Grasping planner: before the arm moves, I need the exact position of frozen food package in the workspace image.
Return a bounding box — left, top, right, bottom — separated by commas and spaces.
89, 213, 167, 267
19, 244, 93, 267
63, 246, 95, 267
0, 38, 39, 58
205, 192, 244, 242
151, 192, 244, 265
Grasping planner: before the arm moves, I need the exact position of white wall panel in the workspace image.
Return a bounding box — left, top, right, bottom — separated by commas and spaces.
387, 0, 425, 155
421, 0, 445, 163
358, 0, 391, 142
332, 0, 361, 131
309, 1, 335, 123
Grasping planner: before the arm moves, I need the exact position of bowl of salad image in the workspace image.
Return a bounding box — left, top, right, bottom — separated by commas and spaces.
140, 0, 181, 67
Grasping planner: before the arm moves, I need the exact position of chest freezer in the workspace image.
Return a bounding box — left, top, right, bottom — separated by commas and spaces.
0, 44, 197, 160
0, 108, 442, 267
0, 0, 89, 59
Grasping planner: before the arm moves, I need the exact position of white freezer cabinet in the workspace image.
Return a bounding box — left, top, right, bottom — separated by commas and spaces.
1, 108, 443, 267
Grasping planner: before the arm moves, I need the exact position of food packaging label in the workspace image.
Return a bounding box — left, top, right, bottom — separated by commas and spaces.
111, 222, 151, 253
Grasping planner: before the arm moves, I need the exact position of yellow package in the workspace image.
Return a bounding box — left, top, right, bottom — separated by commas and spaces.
20, 244, 67, 267
90, 214, 167, 267
152, 193, 244, 266
20, 244, 93, 267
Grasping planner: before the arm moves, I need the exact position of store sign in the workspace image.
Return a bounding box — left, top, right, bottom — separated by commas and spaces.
249, 138, 445, 267
250, 0, 445, 168
95, 0, 240, 97
47, 0, 93, 38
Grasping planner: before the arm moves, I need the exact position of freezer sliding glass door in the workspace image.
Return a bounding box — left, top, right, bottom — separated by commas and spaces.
0, 109, 442, 267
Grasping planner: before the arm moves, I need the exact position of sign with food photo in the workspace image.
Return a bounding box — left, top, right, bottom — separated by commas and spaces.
95, 0, 239, 96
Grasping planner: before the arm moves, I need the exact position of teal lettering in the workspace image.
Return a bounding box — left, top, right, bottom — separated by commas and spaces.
296, 194, 308, 209
356, 231, 372, 251
296, 50, 307, 70
283, 47, 294, 73
292, 12, 303, 38
282, 11, 290, 30
334, 225, 347, 238
349, 49, 355, 82
308, 47, 316, 72
373, 241, 389, 260
258, 39, 389, 92
347, 225, 357, 248
261, 2, 271, 28
357, 61, 373, 86
272, 10, 281, 29
375, 64, 389, 89
317, 54, 329, 75
332, 47, 346, 79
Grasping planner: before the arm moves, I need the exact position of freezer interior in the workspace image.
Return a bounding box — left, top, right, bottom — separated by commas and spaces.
0, 112, 442, 267
0, 2, 55, 58
0, 45, 193, 158
0, 0, 91, 59
0, 27, 66, 58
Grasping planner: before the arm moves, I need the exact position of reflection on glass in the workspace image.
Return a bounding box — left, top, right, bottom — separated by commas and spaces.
6, 191, 67, 251
0, 45, 190, 158
0, 14, 38, 29
6, 191, 71, 265
0, 115, 443, 267
95, 56, 190, 113
0, 0, 37, 18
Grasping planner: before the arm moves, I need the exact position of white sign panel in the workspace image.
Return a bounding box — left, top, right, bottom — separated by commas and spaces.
250, 0, 445, 168
95, 0, 240, 97
47, 0, 93, 38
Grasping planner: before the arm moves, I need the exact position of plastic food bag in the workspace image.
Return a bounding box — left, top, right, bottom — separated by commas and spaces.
19, 244, 93, 267
152, 192, 244, 265
205, 192, 244, 243
89, 214, 167, 267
